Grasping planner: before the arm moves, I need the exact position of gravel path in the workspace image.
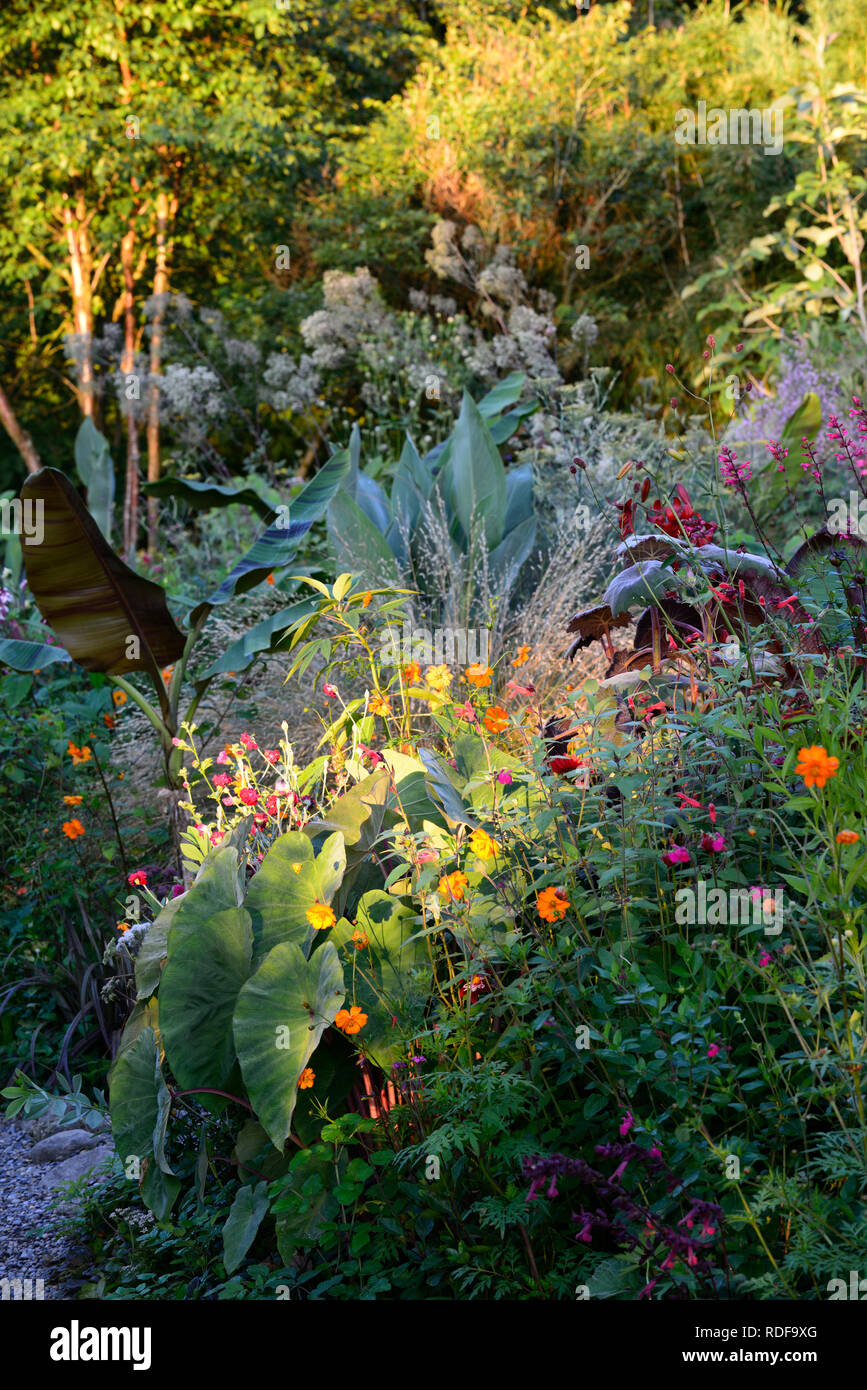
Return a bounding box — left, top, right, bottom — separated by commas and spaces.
0, 1117, 111, 1301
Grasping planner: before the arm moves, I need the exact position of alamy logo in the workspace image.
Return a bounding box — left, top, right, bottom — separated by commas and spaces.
0, 497, 44, 545
827, 1271, 867, 1299
675, 101, 783, 157
1, 1277, 44, 1300
827, 492, 867, 538
380, 622, 490, 669
675, 882, 784, 935
49, 1321, 152, 1371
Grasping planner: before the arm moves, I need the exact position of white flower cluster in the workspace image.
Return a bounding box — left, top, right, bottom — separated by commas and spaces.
159, 363, 226, 422
261, 351, 322, 414
300, 268, 392, 369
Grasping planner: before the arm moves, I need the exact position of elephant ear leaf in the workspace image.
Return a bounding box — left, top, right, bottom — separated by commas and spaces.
20, 468, 185, 676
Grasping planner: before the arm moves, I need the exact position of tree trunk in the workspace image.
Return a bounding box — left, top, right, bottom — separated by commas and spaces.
146, 190, 174, 554
120, 223, 141, 559
63, 197, 95, 418
0, 381, 42, 474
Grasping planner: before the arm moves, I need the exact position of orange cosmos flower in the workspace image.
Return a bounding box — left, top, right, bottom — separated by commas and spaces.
161, 667, 174, 685
537, 886, 570, 922
298, 1068, 315, 1089
306, 901, 336, 931
795, 745, 839, 789
360, 591, 372, 607
483, 705, 508, 734
266, 573, 275, 585
468, 827, 500, 860
438, 870, 469, 901
62, 819, 85, 840
111, 689, 127, 707
512, 645, 531, 668
402, 661, 421, 684
67, 742, 92, 765
63, 795, 83, 806
103, 714, 116, 729
335, 1005, 368, 1035
836, 830, 860, 845
352, 927, 369, 949
465, 663, 492, 688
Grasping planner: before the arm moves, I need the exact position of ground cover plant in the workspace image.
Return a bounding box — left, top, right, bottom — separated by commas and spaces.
2, 0, 867, 1313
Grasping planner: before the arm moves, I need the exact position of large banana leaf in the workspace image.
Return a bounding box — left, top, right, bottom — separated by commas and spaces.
20, 469, 186, 676
0, 637, 72, 672
202, 596, 320, 678
327, 489, 402, 587
191, 449, 351, 623
142, 476, 277, 523
438, 391, 507, 550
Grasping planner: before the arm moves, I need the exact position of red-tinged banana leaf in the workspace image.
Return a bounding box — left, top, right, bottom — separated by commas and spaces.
20, 469, 186, 676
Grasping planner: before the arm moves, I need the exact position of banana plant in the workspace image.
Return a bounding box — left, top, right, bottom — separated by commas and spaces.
327, 374, 541, 621
0, 450, 351, 784
109, 817, 432, 1249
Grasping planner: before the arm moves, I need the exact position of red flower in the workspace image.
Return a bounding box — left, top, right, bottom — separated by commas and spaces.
266, 795, 279, 816
263, 748, 280, 764
549, 755, 584, 775
127, 870, 148, 887
239, 732, 258, 750
238, 788, 259, 806
213, 773, 232, 788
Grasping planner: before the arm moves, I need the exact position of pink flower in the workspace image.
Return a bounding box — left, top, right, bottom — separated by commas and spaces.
322, 683, 338, 699
662, 845, 691, 866
239, 732, 257, 750
416, 847, 439, 864
707, 1043, 720, 1060
238, 788, 259, 806
665, 363, 675, 374
701, 831, 725, 853
505, 680, 535, 699
216, 751, 232, 765
454, 700, 476, 722
497, 769, 513, 785
263, 748, 280, 764
212, 773, 232, 788
619, 1112, 634, 1137
759, 951, 772, 967
274, 779, 292, 795
649, 1145, 662, 1158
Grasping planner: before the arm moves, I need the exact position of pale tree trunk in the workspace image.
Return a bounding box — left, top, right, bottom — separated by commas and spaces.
0, 381, 41, 474
146, 190, 176, 554
63, 196, 95, 418
120, 223, 141, 558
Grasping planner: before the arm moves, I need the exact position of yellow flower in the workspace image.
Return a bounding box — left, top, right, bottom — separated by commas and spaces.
438, 871, 469, 902
537, 886, 570, 922
369, 691, 392, 717
795, 745, 839, 789
425, 664, 452, 692
63, 795, 83, 806
291, 863, 302, 874
335, 1005, 368, 1035
112, 689, 127, 707
468, 827, 500, 860
306, 901, 336, 931
298, 1068, 315, 1090
512, 645, 531, 668
465, 663, 492, 688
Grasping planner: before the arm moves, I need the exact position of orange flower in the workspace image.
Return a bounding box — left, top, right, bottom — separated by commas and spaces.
512, 645, 531, 668
298, 1067, 315, 1089
438, 870, 469, 902
352, 927, 369, 949
116, 921, 129, 934
402, 661, 421, 684
537, 886, 570, 922
161, 667, 174, 685
67, 742, 92, 765
369, 692, 392, 717
468, 827, 500, 860
306, 901, 336, 931
795, 745, 839, 789
360, 591, 372, 607
465, 663, 492, 688
483, 705, 508, 734
112, 689, 127, 707
335, 1005, 368, 1035
63, 795, 83, 806
836, 829, 860, 845
103, 713, 116, 729
62, 819, 85, 840
266, 572, 275, 585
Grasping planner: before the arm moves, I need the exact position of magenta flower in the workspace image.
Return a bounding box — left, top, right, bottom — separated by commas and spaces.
662, 845, 691, 866
707, 1043, 720, 1060
759, 951, 772, 967
497, 769, 514, 785
619, 1112, 634, 1137
701, 831, 725, 853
